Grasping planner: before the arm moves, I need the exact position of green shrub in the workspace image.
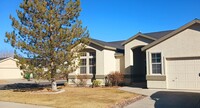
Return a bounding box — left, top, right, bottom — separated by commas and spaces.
24, 73, 31, 81
93, 80, 102, 87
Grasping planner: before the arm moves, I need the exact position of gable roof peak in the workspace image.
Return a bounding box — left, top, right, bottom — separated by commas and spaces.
142, 19, 200, 51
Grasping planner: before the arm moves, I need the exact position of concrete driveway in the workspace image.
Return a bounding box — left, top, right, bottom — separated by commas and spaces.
119, 87, 200, 108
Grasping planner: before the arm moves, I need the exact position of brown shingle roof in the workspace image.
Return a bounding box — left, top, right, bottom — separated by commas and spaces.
91, 38, 125, 50
143, 30, 174, 39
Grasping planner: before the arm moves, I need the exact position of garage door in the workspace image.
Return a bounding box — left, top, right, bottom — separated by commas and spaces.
167, 58, 200, 90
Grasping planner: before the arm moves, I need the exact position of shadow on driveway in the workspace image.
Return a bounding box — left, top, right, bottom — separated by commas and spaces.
150, 91, 200, 108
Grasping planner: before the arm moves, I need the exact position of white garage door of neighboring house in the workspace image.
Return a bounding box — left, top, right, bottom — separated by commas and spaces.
167, 57, 200, 90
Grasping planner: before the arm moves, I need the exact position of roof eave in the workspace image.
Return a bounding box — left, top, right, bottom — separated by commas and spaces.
0, 57, 17, 63
122, 33, 157, 46
90, 40, 117, 51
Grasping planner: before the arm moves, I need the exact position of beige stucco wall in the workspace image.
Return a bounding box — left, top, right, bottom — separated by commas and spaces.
115, 55, 125, 73
146, 25, 200, 88
0, 59, 23, 79
147, 81, 166, 89
69, 44, 120, 85
69, 44, 104, 76
103, 49, 117, 75
124, 37, 153, 83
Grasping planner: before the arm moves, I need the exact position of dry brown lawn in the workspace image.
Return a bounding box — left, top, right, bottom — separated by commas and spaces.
0, 87, 139, 108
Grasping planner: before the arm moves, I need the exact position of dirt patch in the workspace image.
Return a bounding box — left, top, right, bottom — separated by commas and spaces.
110, 95, 146, 108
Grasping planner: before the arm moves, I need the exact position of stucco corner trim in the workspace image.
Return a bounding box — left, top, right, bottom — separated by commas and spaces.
146, 75, 166, 81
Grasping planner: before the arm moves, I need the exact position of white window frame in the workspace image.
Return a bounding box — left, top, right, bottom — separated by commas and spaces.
151, 53, 162, 75
80, 52, 96, 74
80, 58, 87, 74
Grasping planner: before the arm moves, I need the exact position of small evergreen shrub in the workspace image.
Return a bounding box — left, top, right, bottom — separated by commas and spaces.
24, 73, 31, 81
92, 80, 102, 87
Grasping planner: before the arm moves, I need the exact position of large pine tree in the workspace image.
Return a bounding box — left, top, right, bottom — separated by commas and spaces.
5, 0, 89, 91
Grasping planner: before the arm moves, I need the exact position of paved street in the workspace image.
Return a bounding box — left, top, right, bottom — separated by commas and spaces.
119, 87, 200, 108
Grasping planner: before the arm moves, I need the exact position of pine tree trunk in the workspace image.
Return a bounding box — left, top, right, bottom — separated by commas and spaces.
51, 65, 57, 91
51, 78, 57, 91
65, 73, 69, 82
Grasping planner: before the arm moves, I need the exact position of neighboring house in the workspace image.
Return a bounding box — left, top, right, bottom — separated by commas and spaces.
68, 39, 125, 84
0, 57, 23, 79
123, 19, 200, 90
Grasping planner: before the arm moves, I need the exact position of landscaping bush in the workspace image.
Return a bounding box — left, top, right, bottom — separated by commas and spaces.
24, 73, 31, 81
72, 74, 89, 87
107, 71, 124, 86
92, 80, 102, 87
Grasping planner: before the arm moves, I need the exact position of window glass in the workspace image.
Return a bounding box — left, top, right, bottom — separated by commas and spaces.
89, 58, 96, 74
79, 51, 96, 74
152, 64, 161, 74
89, 52, 96, 57
80, 67, 86, 74
89, 66, 96, 74
80, 52, 86, 56
89, 58, 96, 65
152, 53, 161, 74
80, 59, 86, 65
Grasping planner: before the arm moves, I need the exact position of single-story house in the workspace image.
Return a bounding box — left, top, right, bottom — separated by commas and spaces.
69, 19, 200, 90
1, 19, 200, 90
0, 57, 23, 79
123, 19, 200, 90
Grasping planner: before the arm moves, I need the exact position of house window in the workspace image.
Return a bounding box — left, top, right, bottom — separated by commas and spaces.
80, 59, 86, 74
80, 51, 96, 74
89, 58, 96, 74
151, 53, 161, 74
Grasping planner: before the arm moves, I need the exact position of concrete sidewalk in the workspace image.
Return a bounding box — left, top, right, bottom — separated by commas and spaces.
0, 101, 52, 108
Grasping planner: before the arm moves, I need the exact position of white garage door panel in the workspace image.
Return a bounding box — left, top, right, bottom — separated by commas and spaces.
0, 69, 22, 79
167, 58, 200, 90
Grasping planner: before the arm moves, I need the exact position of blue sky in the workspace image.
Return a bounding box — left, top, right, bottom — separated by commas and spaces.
1, 0, 200, 52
